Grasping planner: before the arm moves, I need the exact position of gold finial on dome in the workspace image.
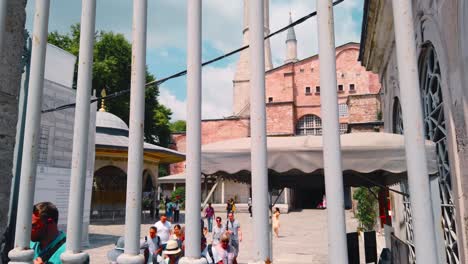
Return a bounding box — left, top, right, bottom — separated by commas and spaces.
99, 88, 107, 112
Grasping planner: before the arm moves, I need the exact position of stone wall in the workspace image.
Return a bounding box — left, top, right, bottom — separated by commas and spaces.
361, 0, 468, 261
0, 0, 27, 257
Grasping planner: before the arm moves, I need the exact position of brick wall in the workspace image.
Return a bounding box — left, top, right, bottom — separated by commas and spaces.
266, 103, 294, 135
347, 94, 381, 123
169, 118, 250, 174
170, 43, 382, 174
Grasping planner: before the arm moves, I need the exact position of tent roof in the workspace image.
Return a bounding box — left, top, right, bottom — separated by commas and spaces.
201, 132, 438, 188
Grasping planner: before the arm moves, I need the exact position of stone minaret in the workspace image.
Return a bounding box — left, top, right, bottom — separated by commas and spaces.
232, 0, 273, 117
285, 13, 298, 64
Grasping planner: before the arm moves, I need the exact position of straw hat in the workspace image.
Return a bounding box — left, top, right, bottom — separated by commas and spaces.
163, 240, 181, 255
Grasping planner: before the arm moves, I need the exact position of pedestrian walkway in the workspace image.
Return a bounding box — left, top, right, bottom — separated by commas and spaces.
85, 209, 382, 263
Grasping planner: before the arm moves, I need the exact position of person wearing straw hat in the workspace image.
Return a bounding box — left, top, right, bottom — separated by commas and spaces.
162, 240, 182, 264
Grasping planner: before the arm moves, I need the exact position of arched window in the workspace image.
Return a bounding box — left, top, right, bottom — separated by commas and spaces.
419, 44, 459, 262
296, 115, 322, 135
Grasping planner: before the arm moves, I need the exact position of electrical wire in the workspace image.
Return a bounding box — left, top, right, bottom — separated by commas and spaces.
42, 0, 345, 114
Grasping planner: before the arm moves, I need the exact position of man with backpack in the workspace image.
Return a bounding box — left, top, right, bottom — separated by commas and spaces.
145, 226, 163, 263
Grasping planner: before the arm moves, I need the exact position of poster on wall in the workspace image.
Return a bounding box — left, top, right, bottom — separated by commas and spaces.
34, 165, 94, 246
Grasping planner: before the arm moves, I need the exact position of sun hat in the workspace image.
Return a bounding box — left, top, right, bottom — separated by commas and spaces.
163, 240, 181, 255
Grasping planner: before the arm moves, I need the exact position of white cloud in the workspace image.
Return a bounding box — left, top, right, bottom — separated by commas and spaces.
159, 87, 187, 121
201, 63, 235, 119
158, 63, 235, 121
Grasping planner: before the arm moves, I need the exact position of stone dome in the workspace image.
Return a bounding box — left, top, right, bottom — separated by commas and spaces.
96, 111, 129, 131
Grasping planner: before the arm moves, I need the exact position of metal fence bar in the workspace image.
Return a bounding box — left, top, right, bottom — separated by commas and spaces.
391, 0, 438, 263
249, 0, 270, 261
316, 1, 348, 263
117, 0, 147, 263
61, 0, 96, 262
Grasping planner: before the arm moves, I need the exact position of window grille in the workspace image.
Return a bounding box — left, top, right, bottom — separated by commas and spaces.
419, 44, 459, 263
315, 86, 320, 93
305, 87, 311, 94
338, 84, 344, 92
339, 123, 348, 134
338, 104, 348, 117
296, 115, 322, 135
349, 84, 355, 91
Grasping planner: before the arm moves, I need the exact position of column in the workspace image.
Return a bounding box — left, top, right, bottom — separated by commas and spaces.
391, 0, 438, 262
116, 0, 147, 263
0, 0, 6, 54
179, 0, 204, 262
221, 180, 225, 204
61, 0, 96, 262
249, 0, 270, 261
316, 1, 348, 263
284, 188, 289, 205
8, 1, 50, 263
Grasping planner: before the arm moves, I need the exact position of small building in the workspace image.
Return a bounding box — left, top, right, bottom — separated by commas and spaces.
92, 108, 184, 220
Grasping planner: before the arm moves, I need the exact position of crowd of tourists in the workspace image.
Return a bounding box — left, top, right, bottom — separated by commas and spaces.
27, 200, 280, 264
108, 202, 243, 264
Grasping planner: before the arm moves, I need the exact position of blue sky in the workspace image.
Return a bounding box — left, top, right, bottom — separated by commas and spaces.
26, 0, 364, 121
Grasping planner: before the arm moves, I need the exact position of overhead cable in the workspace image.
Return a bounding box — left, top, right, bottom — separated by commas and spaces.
42, 0, 345, 114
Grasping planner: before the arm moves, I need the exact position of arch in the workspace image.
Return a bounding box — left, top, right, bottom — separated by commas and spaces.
392, 97, 403, 134
418, 43, 459, 262
91, 166, 127, 218
143, 169, 155, 192
295, 114, 322, 136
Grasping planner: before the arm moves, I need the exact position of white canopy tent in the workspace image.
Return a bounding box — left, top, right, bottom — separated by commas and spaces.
201, 132, 438, 189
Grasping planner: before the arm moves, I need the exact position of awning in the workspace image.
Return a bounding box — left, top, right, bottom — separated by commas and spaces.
201, 132, 438, 188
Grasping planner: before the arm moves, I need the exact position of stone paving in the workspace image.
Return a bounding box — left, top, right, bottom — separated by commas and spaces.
85, 210, 383, 263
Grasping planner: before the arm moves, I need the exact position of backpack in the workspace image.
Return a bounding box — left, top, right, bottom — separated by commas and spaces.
203, 244, 214, 264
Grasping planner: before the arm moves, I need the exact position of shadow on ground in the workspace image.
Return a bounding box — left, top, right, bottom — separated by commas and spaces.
86, 233, 120, 249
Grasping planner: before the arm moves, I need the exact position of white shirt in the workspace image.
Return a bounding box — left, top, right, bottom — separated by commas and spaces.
212, 224, 225, 246
214, 244, 235, 264
154, 220, 172, 244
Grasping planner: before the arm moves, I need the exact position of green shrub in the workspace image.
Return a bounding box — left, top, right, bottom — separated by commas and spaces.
171, 187, 185, 205
353, 187, 379, 231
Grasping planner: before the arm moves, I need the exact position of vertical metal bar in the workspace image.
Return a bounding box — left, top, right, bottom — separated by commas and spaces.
249, 0, 270, 261
391, 0, 438, 262
184, 0, 202, 259
316, 1, 348, 263
8, 1, 50, 263
0, 0, 7, 54
60, 0, 96, 262
117, 0, 147, 263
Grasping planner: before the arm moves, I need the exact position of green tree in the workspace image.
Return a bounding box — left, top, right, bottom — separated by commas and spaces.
48, 24, 172, 146
353, 187, 379, 231
170, 120, 186, 133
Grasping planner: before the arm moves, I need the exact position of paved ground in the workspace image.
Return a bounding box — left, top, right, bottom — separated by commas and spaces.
85, 210, 383, 263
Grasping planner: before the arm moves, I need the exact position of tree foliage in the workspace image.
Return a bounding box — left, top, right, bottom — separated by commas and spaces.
48, 24, 172, 146
170, 120, 186, 133
353, 187, 379, 231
